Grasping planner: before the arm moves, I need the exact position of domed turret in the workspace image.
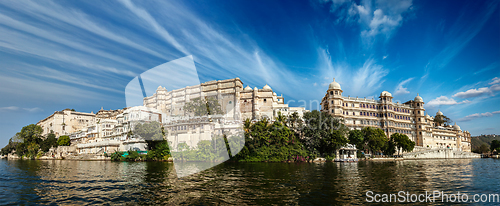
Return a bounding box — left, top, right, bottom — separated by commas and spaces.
436, 110, 443, 116
329, 78, 341, 90
380, 91, 392, 97
263, 84, 272, 91
414, 93, 423, 102
452, 123, 461, 131
244, 85, 252, 92
273, 92, 277, 96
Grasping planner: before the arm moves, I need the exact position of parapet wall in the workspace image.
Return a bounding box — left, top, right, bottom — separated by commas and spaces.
403, 148, 480, 159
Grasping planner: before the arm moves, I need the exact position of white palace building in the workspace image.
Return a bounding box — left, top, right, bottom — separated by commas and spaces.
320, 78, 472, 152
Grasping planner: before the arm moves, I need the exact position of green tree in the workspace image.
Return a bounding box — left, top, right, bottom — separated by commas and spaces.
0, 134, 22, 155
491, 140, 500, 153
40, 133, 58, 152
391, 133, 416, 155
133, 121, 165, 150
19, 124, 43, 144
383, 137, 396, 155
301, 110, 348, 157
183, 96, 223, 116
362, 127, 387, 154
57, 135, 70, 146
434, 114, 452, 126
26, 142, 40, 159
475, 144, 490, 154
348, 130, 365, 151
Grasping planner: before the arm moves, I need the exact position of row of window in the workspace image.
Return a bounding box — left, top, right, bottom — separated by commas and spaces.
341, 110, 412, 120
339, 102, 416, 114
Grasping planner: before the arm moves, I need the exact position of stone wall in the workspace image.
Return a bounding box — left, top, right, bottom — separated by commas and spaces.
403, 148, 480, 159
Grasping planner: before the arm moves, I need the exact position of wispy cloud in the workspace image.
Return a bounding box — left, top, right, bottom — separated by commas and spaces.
474, 62, 499, 75
419, 0, 498, 86
0, 106, 42, 113
317, 47, 388, 97
426, 96, 470, 107
458, 110, 500, 122
394, 77, 413, 95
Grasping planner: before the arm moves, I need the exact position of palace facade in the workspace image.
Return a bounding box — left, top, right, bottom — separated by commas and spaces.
321, 78, 471, 152
143, 77, 308, 121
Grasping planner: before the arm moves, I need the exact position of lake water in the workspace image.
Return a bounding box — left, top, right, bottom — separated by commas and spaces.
0, 159, 499, 205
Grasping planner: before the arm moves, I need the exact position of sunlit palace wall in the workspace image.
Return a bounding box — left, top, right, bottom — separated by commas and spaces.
321, 78, 471, 152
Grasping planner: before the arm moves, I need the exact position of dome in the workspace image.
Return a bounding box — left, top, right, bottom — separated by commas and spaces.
328, 78, 341, 90
452, 123, 461, 131
273, 92, 277, 96
436, 110, 443, 116
263, 84, 272, 91
426, 114, 431, 119
380, 91, 392, 97
244, 85, 252, 92
414, 93, 423, 102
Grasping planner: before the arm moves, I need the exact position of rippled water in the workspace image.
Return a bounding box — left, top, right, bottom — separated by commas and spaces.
0, 159, 499, 205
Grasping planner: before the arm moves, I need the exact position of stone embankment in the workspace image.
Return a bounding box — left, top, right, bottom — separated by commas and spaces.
2, 146, 111, 161
403, 148, 480, 159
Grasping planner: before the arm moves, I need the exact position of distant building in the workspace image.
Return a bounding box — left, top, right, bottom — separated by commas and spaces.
37, 109, 96, 137
70, 106, 163, 154
320, 78, 471, 152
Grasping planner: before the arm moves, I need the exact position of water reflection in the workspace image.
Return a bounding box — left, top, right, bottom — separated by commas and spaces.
0, 159, 499, 205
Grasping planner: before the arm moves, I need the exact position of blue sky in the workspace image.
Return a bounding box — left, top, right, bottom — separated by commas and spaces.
0, 0, 499, 146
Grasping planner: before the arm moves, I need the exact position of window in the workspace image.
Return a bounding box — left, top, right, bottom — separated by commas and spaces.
229, 101, 232, 104
335, 91, 338, 95
330, 91, 333, 95
331, 109, 334, 113
331, 100, 334, 104
264, 99, 267, 102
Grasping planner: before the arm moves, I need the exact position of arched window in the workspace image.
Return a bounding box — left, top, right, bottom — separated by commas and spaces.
335, 91, 338, 95
330, 91, 333, 95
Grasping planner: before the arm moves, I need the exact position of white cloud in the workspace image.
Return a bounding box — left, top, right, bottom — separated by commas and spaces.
490, 77, 500, 85
313, 82, 318, 86
458, 110, 500, 122
394, 77, 413, 95
453, 87, 491, 98
452, 77, 500, 98
322, 0, 413, 41
426, 96, 470, 107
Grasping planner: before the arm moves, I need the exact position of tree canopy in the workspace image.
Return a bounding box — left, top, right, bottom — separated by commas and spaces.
362, 127, 387, 154
391, 133, 415, 155
301, 110, 348, 157
57, 135, 70, 146
433, 114, 452, 126
490, 140, 500, 153
183, 96, 223, 116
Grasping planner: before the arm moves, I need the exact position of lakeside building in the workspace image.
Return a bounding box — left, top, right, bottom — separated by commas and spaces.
70, 106, 163, 154
321, 78, 471, 152
37, 109, 96, 137
143, 77, 308, 121
163, 115, 242, 151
